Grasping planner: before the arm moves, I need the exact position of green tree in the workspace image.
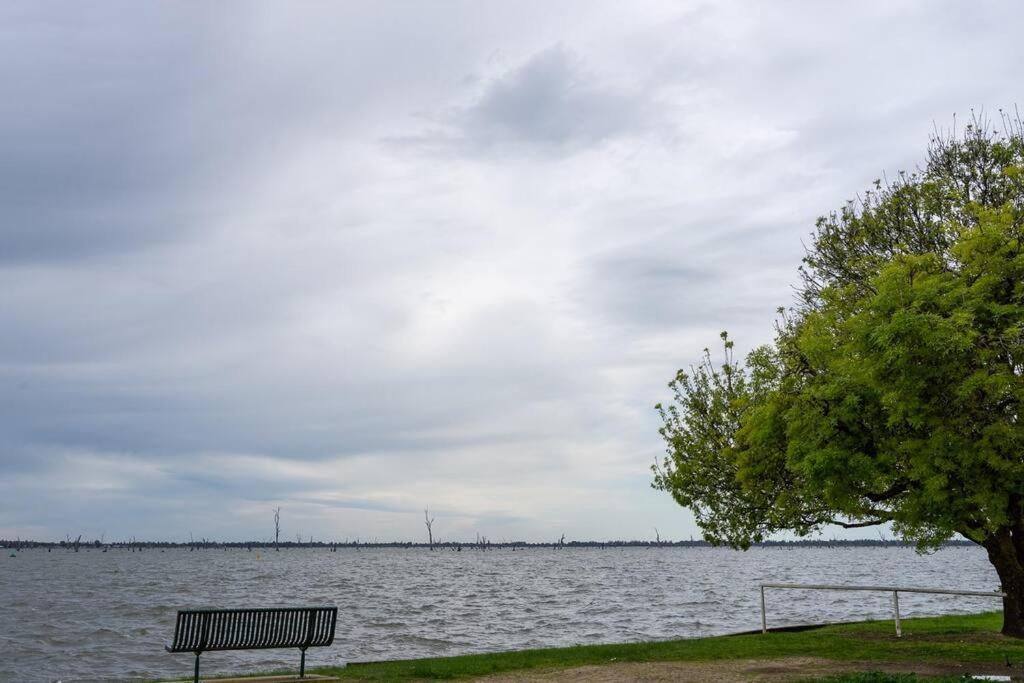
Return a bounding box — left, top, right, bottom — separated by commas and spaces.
655, 117, 1024, 637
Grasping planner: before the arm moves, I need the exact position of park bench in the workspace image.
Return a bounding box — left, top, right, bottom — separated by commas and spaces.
166, 606, 337, 682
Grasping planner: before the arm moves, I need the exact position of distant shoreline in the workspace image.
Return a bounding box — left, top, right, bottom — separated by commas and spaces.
1, 538, 976, 550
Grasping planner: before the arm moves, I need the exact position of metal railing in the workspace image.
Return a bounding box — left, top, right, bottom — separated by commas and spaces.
759, 582, 1005, 637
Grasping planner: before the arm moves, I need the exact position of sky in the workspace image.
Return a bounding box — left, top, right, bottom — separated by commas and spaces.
1, 1, 1021, 544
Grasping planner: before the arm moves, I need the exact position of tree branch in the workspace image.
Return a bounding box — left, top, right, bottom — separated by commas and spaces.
832, 518, 888, 529
863, 480, 909, 503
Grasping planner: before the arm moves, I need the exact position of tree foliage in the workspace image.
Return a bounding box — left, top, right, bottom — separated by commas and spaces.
654, 114, 1024, 635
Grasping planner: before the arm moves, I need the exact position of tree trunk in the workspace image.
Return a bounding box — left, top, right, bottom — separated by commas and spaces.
983, 530, 1024, 638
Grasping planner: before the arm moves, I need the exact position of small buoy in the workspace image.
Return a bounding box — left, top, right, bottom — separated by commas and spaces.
255, 553, 261, 560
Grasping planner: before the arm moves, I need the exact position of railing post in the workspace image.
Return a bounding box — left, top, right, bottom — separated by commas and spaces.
892, 591, 901, 637
300, 648, 306, 678
760, 585, 767, 634
193, 652, 200, 683
757, 583, 1002, 637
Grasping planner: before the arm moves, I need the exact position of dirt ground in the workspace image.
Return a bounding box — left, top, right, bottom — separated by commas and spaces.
474, 656, 1019, 681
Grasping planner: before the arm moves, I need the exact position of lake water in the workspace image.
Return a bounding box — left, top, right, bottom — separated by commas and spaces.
0, 545, 1002, 682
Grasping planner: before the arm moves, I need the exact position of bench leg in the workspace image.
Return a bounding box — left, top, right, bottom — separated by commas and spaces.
194, 652, 200, 683
300, 648, 307, 678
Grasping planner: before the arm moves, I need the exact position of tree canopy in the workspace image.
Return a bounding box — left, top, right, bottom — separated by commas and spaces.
654, 116, 1024, 636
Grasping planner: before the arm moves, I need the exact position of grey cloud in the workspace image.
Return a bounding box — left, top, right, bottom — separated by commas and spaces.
582, 250, 781, 332
0, 282, 600, 466
0, 7, 220, 263
0, 2, 430, 265
2, 2, 1023, 543
302, 497, 420, 515
454, 46, 646, 153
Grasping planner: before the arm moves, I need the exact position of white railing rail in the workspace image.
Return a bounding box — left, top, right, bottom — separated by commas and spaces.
759, 582, 1005, 637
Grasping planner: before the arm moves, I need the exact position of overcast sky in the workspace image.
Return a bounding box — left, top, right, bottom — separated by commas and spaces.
1, 1, 1020, 543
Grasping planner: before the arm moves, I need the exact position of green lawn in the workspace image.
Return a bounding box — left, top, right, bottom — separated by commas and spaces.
298, 611, 1021, 680
167, 612, 1022, 681
808, 676, 970, 683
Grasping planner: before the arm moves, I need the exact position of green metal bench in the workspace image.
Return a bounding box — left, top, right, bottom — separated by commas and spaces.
166, 607, 337, 682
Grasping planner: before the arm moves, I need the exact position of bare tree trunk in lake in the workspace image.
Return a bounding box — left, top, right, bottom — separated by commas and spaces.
424, 509, 435, 550
273, 507, 281, 551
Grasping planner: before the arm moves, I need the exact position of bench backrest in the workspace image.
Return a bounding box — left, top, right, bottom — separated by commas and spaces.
168, 607, 337, 653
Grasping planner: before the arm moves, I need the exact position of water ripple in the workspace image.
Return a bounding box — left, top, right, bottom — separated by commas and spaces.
0, 545, 998, 681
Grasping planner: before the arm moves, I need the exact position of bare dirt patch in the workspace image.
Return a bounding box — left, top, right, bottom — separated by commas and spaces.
475, 657, 842, 682
474, 656, 1018, 681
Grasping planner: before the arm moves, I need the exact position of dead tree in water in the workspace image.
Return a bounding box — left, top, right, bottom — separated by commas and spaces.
273, 507, 281, 551
424, 509, 435, 550
655, 528, 661, 544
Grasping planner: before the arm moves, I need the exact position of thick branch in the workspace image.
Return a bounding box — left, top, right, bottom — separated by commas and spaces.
832, 518, 888, 529
863, 480, 909, 503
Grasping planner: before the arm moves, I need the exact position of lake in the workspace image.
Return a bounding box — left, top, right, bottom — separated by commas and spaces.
0, 545, 1002, 682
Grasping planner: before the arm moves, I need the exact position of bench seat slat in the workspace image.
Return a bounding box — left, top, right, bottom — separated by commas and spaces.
220, 610, 234, 648
274, 610, 285, 647
312, 611, 326, 646
242, 611, 252, 647
293, 609, 304, 645
255, 611, 266, 648
291, 609, 302, 646
292, 609, 304, 646
210, 611, 223, 649
250, 610, 261, 648
184, 612, 201, 651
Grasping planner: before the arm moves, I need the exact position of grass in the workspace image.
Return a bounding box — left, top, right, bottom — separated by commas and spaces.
168, 612, 1023, 681
807, 676, 972, 683
310, 612, 1023, 680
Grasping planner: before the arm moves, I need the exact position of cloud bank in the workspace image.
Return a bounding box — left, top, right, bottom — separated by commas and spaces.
1, 1, 1020, 542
